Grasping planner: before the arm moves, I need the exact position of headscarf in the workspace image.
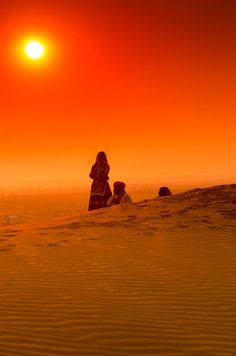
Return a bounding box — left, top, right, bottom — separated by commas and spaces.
114, 181, 126, 197
90, 151, 110, 180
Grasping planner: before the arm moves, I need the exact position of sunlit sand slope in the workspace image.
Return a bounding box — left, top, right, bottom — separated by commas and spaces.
0, 184, 235, 355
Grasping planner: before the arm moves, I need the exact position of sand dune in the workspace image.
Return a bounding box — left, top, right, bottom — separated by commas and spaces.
0, 184, 235, 355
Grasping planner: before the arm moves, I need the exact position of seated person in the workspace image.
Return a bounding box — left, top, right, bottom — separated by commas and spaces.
158, 186, 172, 197
107, 181, 132, 206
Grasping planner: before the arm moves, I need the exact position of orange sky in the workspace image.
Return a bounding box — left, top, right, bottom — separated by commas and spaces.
1, 0, 235, 188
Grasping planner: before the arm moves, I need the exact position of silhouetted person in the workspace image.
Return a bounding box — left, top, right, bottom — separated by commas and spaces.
88, 152, 112, 211
107, 181, 132, 206
158, 186, 172, 197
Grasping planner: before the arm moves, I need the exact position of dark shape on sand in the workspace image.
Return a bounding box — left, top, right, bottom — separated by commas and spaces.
158, 186, 172, 197
88, 152, 112, 211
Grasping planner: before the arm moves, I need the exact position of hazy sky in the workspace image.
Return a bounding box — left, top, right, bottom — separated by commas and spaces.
1, 0, 235, 188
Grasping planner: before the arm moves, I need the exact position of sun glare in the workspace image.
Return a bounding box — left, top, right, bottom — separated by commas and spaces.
25, 40, 45, 60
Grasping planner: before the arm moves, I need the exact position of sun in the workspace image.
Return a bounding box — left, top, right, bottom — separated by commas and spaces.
25, 40, 45, 60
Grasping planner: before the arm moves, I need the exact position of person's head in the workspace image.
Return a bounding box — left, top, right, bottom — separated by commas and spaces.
158, 186, 172, 197
96, 151, 107, 163
114, 181, 126, 196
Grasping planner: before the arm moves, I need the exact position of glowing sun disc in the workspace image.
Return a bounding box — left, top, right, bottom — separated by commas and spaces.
25, 40, 45, 59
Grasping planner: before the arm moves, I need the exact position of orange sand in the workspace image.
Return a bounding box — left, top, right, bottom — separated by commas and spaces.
0, 184, 235, 355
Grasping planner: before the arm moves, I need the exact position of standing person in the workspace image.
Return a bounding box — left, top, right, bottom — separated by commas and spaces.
88, 151, 112, 211
107, 181, 132, 206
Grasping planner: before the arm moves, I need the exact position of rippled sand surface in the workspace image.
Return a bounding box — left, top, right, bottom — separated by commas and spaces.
0, 184, 235, 355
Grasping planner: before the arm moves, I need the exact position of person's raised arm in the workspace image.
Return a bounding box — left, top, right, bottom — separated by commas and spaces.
101, 164, 110, 180
107, 195, 115, 207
